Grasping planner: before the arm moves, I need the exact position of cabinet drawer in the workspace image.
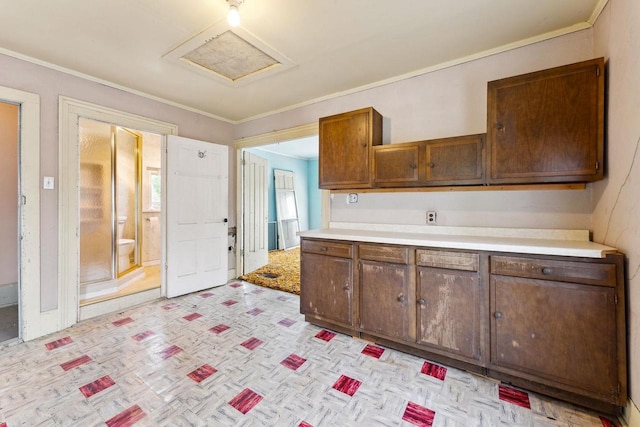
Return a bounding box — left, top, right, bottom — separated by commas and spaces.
417, 249, 478, 271
301, 240, 353, 258
359, 244, 409, 264
491, 256, 616, 287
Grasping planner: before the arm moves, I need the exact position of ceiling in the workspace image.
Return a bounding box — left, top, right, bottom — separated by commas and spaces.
0, 0, 603, 123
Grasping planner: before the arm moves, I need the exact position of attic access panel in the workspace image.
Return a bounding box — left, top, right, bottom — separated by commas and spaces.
164, 21, 295, 86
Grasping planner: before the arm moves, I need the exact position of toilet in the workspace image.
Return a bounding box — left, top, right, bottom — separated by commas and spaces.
117, 216, 135, 273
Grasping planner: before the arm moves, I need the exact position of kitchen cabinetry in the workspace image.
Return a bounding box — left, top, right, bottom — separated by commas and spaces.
489, 255, 625, 409
299, 239, 354, 328
319, 107, 382, 189
373, 134, 484, 187
359, 244, 413, 341
486, 58, 604, 184
299, 235, 626, 414
416, 249, 484, 364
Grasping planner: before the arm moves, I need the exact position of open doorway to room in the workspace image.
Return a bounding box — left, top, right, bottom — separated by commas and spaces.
0, 101, 20, 344
236, 126, 327, 295
77, 119, 163, 308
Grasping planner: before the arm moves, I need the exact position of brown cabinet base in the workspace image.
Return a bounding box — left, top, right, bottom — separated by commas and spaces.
300, 237, 626, 416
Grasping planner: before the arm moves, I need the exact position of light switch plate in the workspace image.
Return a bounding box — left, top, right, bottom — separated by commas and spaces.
43, 176, 55, 190
347, 193, 358, 204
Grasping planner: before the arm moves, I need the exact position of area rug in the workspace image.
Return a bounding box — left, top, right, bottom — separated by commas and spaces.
239, 247, 300, 294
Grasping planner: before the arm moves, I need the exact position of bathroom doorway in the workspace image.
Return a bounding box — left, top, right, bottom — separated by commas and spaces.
78, 118, 162, 306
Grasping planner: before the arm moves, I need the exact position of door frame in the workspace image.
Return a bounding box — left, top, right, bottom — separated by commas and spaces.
0, 86, 40, 341
234, 122, 329, 276
59, 97, 177, 326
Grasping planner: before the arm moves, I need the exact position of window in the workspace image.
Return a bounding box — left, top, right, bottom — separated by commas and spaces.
148, 168, 161, 211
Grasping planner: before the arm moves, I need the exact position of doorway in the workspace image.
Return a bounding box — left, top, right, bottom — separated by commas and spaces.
235, 123, 329, 277
78, 119, 163, 307
0, 101, 19, 344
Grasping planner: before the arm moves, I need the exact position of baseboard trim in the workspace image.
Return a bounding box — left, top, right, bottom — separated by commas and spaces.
624, 399, 640, 427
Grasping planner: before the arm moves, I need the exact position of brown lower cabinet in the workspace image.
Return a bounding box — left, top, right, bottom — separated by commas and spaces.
299, 237, 626, 415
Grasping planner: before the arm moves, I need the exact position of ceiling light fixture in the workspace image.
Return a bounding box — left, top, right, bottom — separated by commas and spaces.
226, 0, 243, 27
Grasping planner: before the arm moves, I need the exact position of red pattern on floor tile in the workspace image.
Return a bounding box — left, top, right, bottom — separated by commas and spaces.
131, 330, 155, 342
183, 313, 202, 321
498, 384, 531, 409
246, 308, 264, 316
200, 292, 214, 298
315, 330, 336, 342
229, 283, 243, 288
421, 361, 447, 381
60, 354, 92, 371
105, 404, 146, 427
45, 336, 73, 350
0, 422, 6, 427
281, 354, 307, 371
362, 344, 385, 359
158, 344, 183, 360
209, 324, 230, 334
240, 337, 263, 350
228, 388, 263, 414
278, 318, 296, 327
112, 317, 134, 327
298, 422, 313, 427
332, 375, 361, 397
188, 364, 217, 383
79, 375, 116, 398
600, 416, 618, 427
402, 401, 435, 427
161, 302, 179, 310
222, 299, 238, 306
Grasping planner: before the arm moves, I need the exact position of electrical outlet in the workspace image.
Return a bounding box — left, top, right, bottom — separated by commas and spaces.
426, 211, 437, 224
347, 193, 358, 204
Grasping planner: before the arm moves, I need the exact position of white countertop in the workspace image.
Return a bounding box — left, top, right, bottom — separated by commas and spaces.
298, 223, 617, 258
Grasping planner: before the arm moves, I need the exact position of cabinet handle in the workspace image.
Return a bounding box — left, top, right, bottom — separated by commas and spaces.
496, 123, 505, 131
362, 143, 367, 147
343, 285, 350, 291
417, 298, 426, 305
397, 295, 406, 303
409, 162, 417, 169
542, 267, 552, 275
428, 162, 435, 168
321, 246, 328, 252
494, 312, 502, 319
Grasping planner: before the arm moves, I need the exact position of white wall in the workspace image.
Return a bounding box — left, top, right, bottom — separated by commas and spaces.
0, 53, 234, 312
592, 0, 640, 419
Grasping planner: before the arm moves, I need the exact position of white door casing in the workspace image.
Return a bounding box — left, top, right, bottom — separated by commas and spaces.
242, 151, 269, 274
0, 87, 39, 341
166, 135, 228, 298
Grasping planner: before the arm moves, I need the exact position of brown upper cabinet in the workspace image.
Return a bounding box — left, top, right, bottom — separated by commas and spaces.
486, 58, 605, 184
373, 134, 485, 187
319, 107, 382, 189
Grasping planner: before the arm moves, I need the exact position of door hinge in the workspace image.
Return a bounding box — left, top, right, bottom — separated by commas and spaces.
614, 294, 618, 304
596, 67, 601, 77
617, 382, 621, 394
595, 161, 600, 170
22, 195, 26, 205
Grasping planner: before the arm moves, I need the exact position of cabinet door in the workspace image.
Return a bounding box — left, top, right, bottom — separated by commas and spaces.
319, 107, 382, 189
373, 143, 422, 187
490, 275, 618, 400
487, 58, 604, 184
300, 252, 353, 326
425, 134, 484, 185
417, 266, 482, 361
360, 260, 411, 340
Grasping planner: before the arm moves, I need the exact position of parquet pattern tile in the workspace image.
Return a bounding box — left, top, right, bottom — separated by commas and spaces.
0, 281, 618, 426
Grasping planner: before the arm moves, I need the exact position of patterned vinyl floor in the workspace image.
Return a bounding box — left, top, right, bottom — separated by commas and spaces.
0, 281, 617, 426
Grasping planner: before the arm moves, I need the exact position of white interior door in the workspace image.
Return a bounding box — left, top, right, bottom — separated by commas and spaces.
243, 151, 268, 273
166, 135, 228, 298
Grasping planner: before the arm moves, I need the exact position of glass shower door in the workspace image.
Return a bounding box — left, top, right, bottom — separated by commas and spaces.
79, 118, 114, 284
